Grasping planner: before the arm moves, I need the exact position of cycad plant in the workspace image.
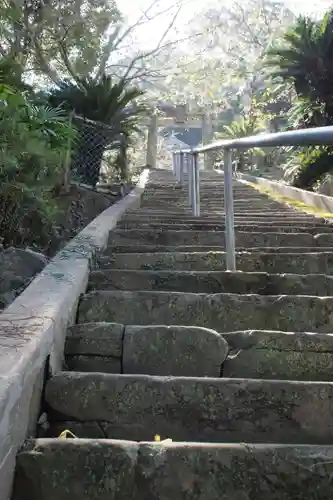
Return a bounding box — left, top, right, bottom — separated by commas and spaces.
223, 118, 264, 172
48, 74, 148, 186
215, 102, 265, 173
267, 13, 333, 122
266, 11, 333, 188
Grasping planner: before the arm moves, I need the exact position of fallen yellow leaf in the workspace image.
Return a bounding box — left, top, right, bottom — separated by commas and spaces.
58, 430, 77, 439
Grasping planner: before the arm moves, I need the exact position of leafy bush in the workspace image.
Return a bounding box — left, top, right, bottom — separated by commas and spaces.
214, 101, 266, 173
285, 147, 333, 189
0, 82, 77, 249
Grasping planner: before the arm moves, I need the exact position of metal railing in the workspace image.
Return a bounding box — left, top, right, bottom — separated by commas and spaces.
172, 125, 333, 272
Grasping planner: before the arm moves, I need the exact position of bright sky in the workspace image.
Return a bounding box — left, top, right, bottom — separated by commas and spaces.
119, 0, 333, 48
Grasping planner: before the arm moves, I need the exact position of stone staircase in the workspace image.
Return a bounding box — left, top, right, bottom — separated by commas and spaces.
12, 169, 333, 499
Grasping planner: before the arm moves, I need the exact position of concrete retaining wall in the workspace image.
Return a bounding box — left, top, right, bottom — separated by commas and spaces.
0, 169, 149, 500
237, 173, 333, 214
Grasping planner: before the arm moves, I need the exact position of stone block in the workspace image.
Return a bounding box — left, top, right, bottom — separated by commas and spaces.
45, 372, 333, 443
223, 330, 333, 381
137, 443, 333, 500
123, 325, 228, 376
12, 439, 138, 500
65, 322, 124, 357
65, 355, 121, 374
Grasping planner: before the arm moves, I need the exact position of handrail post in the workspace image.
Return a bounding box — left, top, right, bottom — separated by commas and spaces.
224, 148, 236, 271
175, 153, 180, 181
191, 153, 197, 216
179, 151, 185, 186
188, 152, 193, 207
172, 152, 176, 177
193, 152, 200, 216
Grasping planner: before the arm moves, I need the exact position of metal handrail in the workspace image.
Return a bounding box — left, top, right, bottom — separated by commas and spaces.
180, 125, 333, 153
172, 125, 333, 272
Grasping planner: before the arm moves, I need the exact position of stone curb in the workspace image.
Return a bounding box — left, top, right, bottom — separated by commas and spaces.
0, 169, 149, 500
237, 172, 333, 215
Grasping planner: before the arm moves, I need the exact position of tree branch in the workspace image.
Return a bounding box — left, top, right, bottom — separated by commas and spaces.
96, 0, 184, 80
57, 39, 83, 85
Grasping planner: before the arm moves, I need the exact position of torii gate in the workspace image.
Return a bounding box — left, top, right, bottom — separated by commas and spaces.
145, 103, 216, 170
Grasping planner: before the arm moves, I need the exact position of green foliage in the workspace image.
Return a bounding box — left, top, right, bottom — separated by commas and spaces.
48, 74, 148, 185
266, 9, 333, 188
214, 97, 266, 173
0, 0, 122, 82
283, 147, 333, 190
266, 13, 333, 115
49, 74, 146, 129
0, 79, 77, 248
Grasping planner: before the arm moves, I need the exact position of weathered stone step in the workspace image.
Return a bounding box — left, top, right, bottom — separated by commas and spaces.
14, 439, 333, 500
64, 323, 333, 382
142, 195, 268, 202
126, 209, 322, 220
110, 229, 333, 247
117, 221, 332, 233
77, 290, 333, 333
105, 244, 333, 254
140, 202, 288, 210
45, 372, 333, 443
99, 250, 333, 274
141, 193, 277, 199
223, 330, 333, 381
141, 197, 281, 205
128, 209, 308, 217
121, 217, 327, 227
143, 183, 253, 188
88, 269, 333, 295
142, 189, 263, 196
65, 323, 228, 377
140, 194, 290, 202
143, 185, 257, 190
121, 215, 328, 225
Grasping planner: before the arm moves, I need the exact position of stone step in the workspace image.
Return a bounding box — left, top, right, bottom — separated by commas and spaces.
77, 290, 332, 333
127, 209, 308, 217
223, 329, 333, 381
88, 269, 333, 295
125, 212, 327, 223
64, 323, 333, 382
117, 222, 333, 233
64, 323, 228, 377
121, 215, 329, 225
13, 172, 333, 500
141, 190, 266, 197
140, 198, 282, 205
45, 372, 333, 444
14, 439, 333, 500
133, 194, 280, 201
126, 210, 322, 219
141, 193, 279, 200
105, 245, 333, 254
140, 203, 289, 210
143, 195, 269, 202
99, 251, 333, 274
110, 229, 333, 247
